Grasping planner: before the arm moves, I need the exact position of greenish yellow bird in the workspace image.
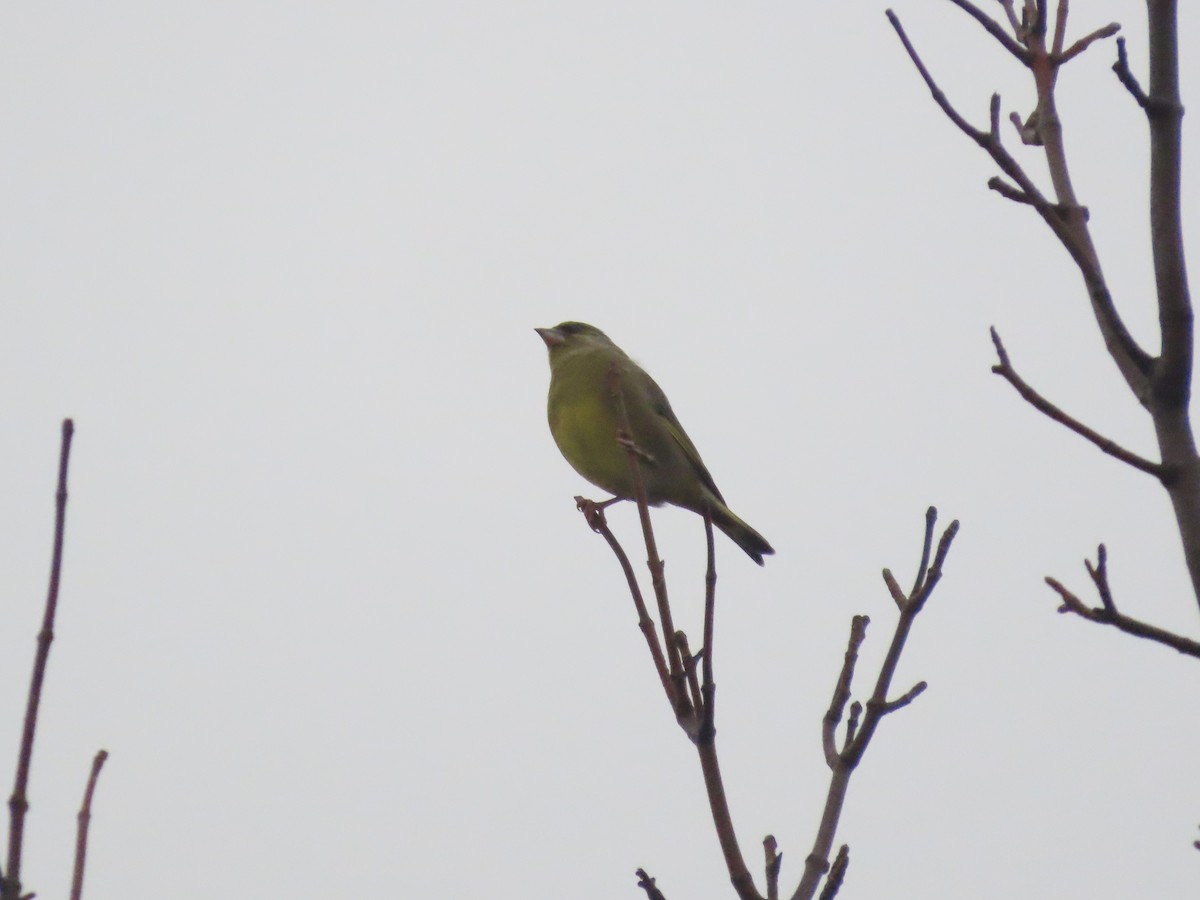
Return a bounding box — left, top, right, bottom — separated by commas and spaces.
536, 321, 774, 565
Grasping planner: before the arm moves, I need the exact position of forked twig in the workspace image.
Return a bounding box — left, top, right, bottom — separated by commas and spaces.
1047, 546, 1200, 658
797, 509, 959, 899
636, 868, 668, 900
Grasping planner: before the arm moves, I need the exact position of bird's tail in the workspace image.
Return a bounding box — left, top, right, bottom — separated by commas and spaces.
711, 504, 774, 566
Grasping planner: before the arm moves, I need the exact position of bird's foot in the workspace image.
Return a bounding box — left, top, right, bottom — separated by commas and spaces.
575, 495, 622, 532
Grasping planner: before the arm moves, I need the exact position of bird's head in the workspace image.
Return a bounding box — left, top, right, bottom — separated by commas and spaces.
535, 322, 614, 357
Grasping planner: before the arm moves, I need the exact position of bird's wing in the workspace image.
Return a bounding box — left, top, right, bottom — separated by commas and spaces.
643, 375, 727, 504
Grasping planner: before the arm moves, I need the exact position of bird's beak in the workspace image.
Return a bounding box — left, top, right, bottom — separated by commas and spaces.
535, 327, 564, 348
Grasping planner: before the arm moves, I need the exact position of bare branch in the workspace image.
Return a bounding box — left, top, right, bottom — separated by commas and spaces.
1050, 0, 1068, 57
989, 328, 1166, 478
941, 0, 1030, 62
987, 176, 1033, 204
881, 570, 906, 609
69, 750, 109, 900
1084, 543, 1116, 613
701, 510, 718, 740
764, 836, 782, 900
1046, 549, 1200, 658
879, 681, 928, 714
817, 846, 849, 900
910, 506, 937, 596
843, 702, 863, 753
823, 617, 868, 767
636, 869, 668, 900
1055, 22, 1119, 65
675, 632, 704, 724
5, 419, 75, 900
999, 0, 1022, 36
575, 497, 679, 712
889, 9, 1155, 400
795, 513, 958, 900
1112, 37, 1151, 108
607, 364, 689, 695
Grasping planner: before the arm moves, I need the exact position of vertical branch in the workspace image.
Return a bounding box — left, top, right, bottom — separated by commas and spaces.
1145, 0, 1191, 399
794, 511, 957, 900
69, 750, 109, 900
701, 510, 717, 737
5, 419, 75, 900
607, 365, 686, 683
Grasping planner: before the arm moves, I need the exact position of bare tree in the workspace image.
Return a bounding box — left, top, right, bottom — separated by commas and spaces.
569, 370, 959, 899
887, 0, 1196, 655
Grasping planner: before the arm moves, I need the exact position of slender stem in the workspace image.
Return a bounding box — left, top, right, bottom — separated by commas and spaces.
5, 420, 75, 900
70, 750, 109, 900
579, 498, 678, 709
696, 742, 760, 900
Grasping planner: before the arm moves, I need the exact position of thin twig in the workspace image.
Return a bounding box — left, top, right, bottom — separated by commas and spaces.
795, 512, 958, 900
941, 0, 1030, 62
69, 750, 109, 900
701, 510, 718, 741
1050, 0, 1068, 57
1112, 37, 1150, 108
5, 419, 75, 900
675, 632, 704, 727
576, 498, 678, 710
999, 0, 1021, 36
1056, 22, 1119, 65
881, 570, 905, 609
888, 8, 1154, 396
878, 681, 928, 714
608, 365, 686, 689
822, 617, 868, 768
988, 176, 1033, 204
1085, 544, 1116, 613
816, 845, 849, 900
1047, 548, 1200, 658
764, 836, 782, 900
910, 507, 936, 597
636, 868, 668, 900
989, 328, 1166, 478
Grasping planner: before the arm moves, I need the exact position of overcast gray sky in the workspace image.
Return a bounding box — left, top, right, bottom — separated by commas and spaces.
3, 3, 1198, 898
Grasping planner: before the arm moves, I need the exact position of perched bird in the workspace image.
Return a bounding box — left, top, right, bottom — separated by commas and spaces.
535, 321, 774, 565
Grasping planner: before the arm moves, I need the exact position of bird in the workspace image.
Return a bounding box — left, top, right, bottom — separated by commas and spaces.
535, 321, 774, 565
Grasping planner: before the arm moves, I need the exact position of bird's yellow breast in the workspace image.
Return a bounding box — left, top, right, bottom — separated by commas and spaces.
547, 382, 632, 496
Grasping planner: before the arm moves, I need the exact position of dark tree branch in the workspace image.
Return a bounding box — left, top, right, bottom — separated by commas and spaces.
764, 836, 782, 900
1050, 0, 1068, 57
822, 618, 868, 768
701, 511, 718, 740
944, 0, 1029, 62
1047, 546, 1200, 658
887, 8, 1154, 400
69, 750, 108, 900
576, 497, 679, 712
795, 510, 959, 900
636, 868, 668, 900
1144, 1, 1192, 409
989, 328, 1166, 478
582, 368, 760, 899
1113, 37, 1151, 108
608, 366, 685, 685
816, 846, 849, 900
1055, 22, 1119, 65
4, 419, 75, 900
988, 176, 1034, 204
